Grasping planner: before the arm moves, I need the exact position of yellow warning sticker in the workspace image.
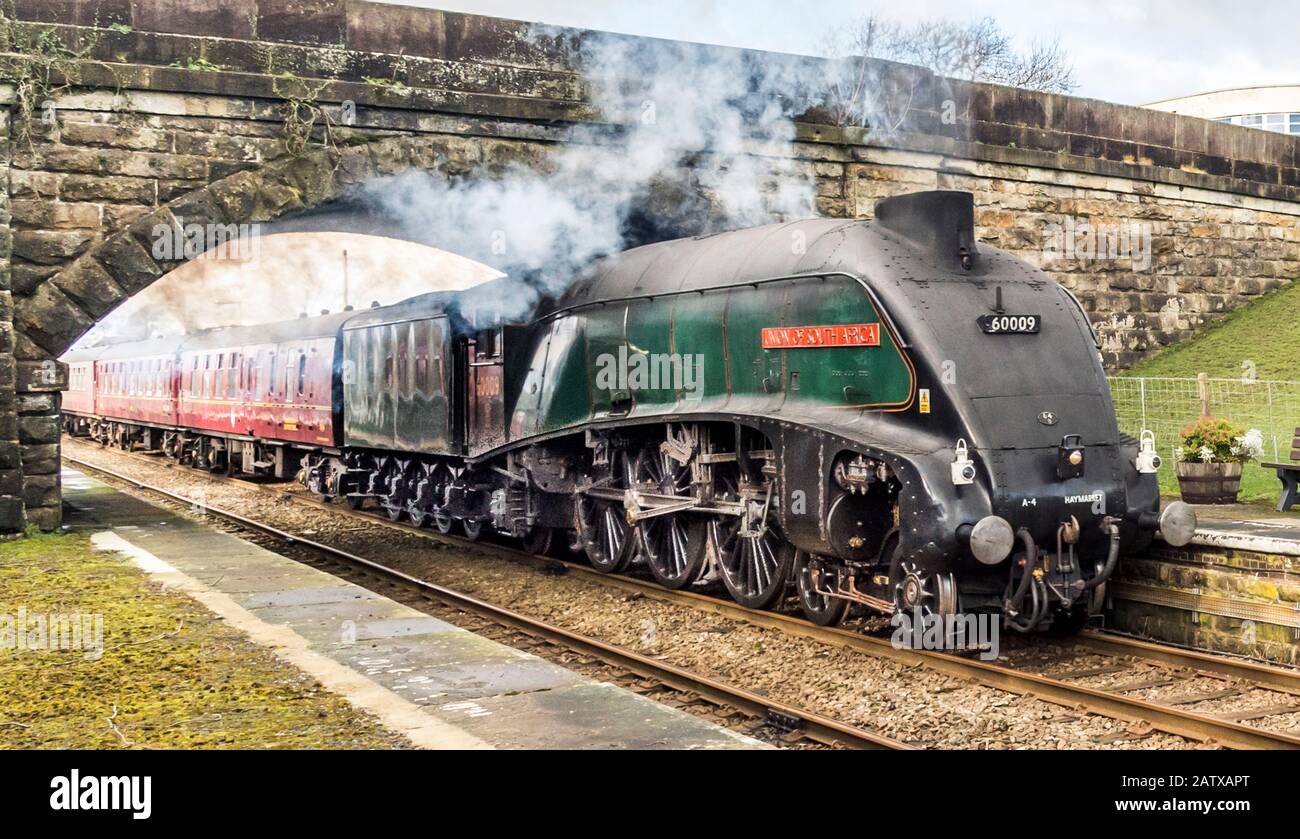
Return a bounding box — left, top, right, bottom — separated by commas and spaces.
919, 388, 931, 414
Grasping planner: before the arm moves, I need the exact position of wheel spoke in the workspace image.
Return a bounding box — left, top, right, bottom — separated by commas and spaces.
756, 541, 769, 593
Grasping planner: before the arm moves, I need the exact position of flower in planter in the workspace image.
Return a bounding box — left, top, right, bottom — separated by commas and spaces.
1177, 417, 1263, 465
1236, 428, 1265, 460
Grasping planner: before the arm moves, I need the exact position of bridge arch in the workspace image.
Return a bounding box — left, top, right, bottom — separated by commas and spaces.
17, 134, 529, 360
10, 131, 557, 532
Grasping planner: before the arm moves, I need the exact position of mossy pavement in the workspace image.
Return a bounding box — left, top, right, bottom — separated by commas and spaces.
0, 530, 411, 749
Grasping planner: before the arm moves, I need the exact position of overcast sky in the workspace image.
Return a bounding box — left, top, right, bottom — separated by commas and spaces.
379, 0, 1299, 105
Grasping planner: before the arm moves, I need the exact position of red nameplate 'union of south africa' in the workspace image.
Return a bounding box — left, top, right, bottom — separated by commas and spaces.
760, 323, 880, 349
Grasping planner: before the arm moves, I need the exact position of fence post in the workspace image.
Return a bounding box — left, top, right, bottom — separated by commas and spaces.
1139, 377, 1147, 430
1197, 372, 1210, 417
1269, 381, 1278, 461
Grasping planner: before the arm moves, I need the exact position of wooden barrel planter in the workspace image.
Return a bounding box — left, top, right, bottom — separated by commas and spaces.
1176, 462, 1242, 504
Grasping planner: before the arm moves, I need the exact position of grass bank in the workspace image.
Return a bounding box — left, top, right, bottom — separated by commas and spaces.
0, 531, 410, 749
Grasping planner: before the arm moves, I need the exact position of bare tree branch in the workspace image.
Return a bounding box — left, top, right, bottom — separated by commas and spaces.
819, 14, 1076, 127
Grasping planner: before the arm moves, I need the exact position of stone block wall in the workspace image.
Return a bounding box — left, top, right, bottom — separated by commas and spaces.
838, 148, 1300, 368
1108, 543, 1300, 665
4, 1, 1300, 530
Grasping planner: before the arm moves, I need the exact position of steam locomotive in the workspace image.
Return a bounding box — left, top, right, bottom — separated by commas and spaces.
63, 190, 1195, 632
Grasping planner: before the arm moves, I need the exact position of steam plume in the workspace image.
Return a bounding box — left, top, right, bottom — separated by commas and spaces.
353, 32, 825, 318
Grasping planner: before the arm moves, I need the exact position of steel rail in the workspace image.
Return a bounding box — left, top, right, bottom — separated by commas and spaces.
1074, 630, 1300, 696
65, 455, 910, 751
559, 567, 1300, 750
65, 446, 1300, 748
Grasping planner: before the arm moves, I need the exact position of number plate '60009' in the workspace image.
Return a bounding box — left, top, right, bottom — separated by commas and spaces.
977, 314, 1040, 334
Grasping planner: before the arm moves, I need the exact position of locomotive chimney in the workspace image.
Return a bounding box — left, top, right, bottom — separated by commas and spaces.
873, 190, 979, 273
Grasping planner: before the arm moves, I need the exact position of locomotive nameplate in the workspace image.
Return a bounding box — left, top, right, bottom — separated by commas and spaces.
977, 314, 1040, 334
761, 323, 880, 349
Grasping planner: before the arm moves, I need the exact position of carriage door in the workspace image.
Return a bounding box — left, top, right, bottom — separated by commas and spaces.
466, 327, 506, 453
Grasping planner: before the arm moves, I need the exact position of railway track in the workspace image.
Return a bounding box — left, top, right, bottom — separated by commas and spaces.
65, 445, 1300, 750
64, 454, 909, 751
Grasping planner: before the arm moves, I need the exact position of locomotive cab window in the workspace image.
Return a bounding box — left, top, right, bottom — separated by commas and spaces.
475, 328, 503, 361
297, 353, 307, 396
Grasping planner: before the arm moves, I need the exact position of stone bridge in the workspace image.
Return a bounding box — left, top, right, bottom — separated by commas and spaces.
2, 0, 1300, 532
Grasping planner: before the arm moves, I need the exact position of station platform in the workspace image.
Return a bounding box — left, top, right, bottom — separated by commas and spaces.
1108, 502, 1300, 666
60, 468, 763, 750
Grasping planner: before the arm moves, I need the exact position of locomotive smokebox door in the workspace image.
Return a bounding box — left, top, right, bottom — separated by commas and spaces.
1056, 434, 1086, 479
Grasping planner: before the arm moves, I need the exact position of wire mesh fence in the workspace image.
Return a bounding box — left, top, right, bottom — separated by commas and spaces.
1109, 375, 1300, 466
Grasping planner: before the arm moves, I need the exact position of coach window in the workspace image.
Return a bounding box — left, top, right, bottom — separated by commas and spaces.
413, 321, 429, 394
383, 327, 395, 391
366, 327, 378, 391
190, 357, 199, 397
228, 355, 238, 399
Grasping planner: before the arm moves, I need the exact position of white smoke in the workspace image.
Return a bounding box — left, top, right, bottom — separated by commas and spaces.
355, 33, 828, 318
76, 31, 860, 349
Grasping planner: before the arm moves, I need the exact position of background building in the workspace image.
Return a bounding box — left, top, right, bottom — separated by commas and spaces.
1146, 85, 1300, 134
